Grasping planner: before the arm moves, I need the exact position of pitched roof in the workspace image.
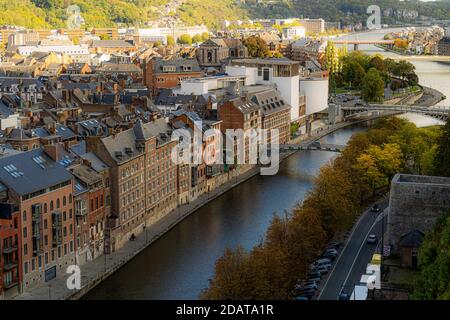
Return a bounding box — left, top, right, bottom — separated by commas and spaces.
101, 118, 172, 164
250, 89, 291, 116
0, 148, 73, 196
152, 58, 201, 74
91, 40, 134, 48
400, 230, 425, 248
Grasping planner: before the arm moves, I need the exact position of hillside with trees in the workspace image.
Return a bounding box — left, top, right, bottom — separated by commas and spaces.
0, 0, 449, 30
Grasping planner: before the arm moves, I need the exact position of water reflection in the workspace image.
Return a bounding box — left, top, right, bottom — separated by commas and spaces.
85, 126, 366, 300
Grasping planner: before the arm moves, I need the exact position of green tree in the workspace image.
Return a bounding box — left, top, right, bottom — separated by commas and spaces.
324, 41, 340, 75
343, 60, 365, 88
201, 32, 210, 41
178, 34, 192, 45
166, 35, 175, 46
414, 214, 450, 300
433, 118, 450, 177
192, 34, 203, 44
361, 68, 385, 103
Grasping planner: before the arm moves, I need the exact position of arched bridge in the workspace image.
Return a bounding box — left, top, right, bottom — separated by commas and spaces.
333, 40, 394, 50
280, 142, 346, 153
342, 104, 450, 122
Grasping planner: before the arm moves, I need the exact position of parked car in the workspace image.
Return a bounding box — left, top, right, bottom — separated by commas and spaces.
321, 251, 337, 261
307, 272, 321, 282
310, 258, 331, 270
367, 234, 378, 244
326, 241, 341, 249
296, 293, 314, 300
296, 283, 318, 291
302, 280, 319, 287
371, 204, 381, 213
324, 248, 338, 255
313, 265, 330, 275
294, 287, 316, 297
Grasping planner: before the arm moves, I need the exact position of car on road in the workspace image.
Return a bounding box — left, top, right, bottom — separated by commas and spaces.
338, 291, 350, 300
371, 204, 381, 213
367, 234, 378, 244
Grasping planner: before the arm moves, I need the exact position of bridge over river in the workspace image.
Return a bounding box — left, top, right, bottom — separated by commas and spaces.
342, 104, 450, 122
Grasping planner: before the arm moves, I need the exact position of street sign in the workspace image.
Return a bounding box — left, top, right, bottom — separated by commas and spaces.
383, 245, 391, 257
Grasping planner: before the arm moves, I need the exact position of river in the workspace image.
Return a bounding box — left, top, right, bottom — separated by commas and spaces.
85, 28, 450, 300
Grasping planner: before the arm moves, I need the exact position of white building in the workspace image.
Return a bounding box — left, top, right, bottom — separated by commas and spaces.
17, 44, 91, 63
282, 26, 306, 40
299, 77, 329, 116
228, 59, 301, 122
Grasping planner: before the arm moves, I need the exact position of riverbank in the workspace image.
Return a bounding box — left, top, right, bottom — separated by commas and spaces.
14, 112, 395, 300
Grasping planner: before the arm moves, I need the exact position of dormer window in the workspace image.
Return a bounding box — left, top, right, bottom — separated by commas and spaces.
183, 65, 192, 72
163, 65, 176, 73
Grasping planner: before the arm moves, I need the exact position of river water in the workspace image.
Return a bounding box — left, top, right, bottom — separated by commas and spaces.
85, 28, 450, 300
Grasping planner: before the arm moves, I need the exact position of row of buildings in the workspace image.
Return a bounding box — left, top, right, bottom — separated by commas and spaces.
0, 25, 332, 298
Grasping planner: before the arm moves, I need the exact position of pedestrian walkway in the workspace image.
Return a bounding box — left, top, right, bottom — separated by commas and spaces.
15, 166, 264, 300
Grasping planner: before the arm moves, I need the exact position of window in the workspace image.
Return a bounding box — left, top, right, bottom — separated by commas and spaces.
63, 196, 66, 206
263, 68, 270, 81
57, 198, 60, 208
50, 201, 54, 210
23, 210, 27, 222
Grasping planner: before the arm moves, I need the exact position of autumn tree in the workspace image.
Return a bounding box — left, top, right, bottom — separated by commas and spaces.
243, 36, 270, 58
200, 246, 253, 300
354, 143, 404, 194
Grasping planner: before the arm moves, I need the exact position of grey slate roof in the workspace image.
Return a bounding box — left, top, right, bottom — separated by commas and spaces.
0, 148, 73, 196
91, 40, 134, 48
101, 118, 172, 164
152, 58, 201, 74
250, 89, 291, 116
400, 230, 425, 248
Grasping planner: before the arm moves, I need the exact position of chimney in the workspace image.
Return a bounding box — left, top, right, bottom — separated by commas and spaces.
43, 144, 59, 161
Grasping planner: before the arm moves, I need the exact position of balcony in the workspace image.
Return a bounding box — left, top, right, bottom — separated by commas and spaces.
3, 261, 18, 271
2, 244, 18, 254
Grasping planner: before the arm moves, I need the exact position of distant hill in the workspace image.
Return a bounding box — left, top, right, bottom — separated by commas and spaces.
0, 0, 449, 30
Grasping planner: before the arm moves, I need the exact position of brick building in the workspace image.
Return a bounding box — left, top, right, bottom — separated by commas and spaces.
196, 38, 247, 69
0, 184, 21, 299
86, 119, 178, 251
0, 149, 75, 292
218, 96, 262, 165
249, 89, 292, 144
144, 58, 203, 95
